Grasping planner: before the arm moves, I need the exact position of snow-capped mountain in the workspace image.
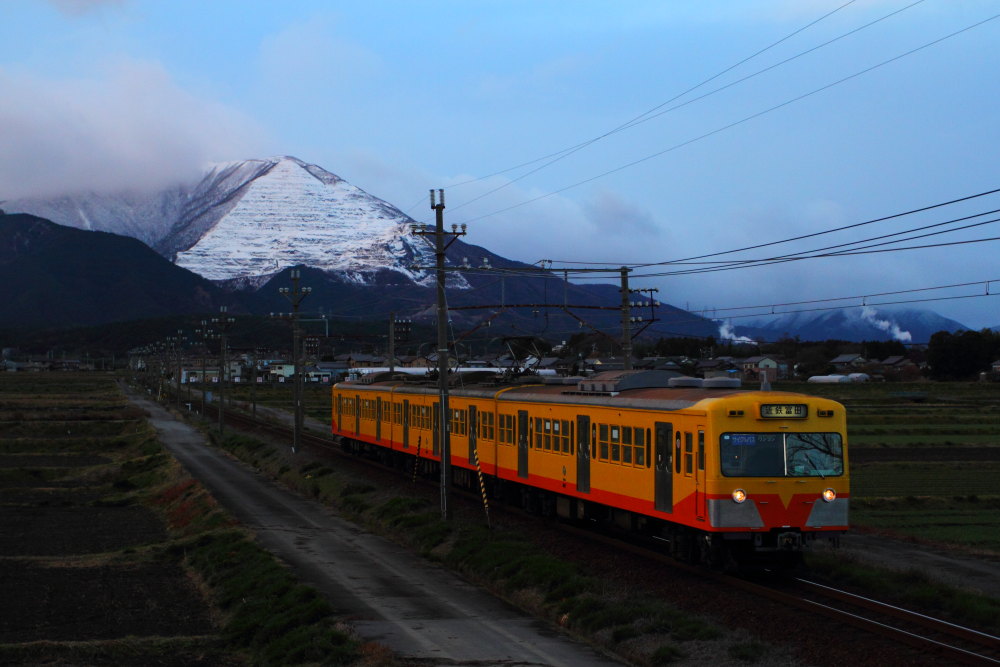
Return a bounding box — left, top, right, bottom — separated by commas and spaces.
725, 306, 969, 343
4, 156, 458, 288
162, 157, 447, 286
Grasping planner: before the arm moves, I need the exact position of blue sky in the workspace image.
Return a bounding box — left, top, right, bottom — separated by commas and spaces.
2, 0, 999, 331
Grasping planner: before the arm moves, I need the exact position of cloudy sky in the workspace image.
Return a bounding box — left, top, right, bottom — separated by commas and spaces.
2, 0, 999, 330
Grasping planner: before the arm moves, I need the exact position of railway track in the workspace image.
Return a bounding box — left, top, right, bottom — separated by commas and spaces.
196, 398, 1000, 665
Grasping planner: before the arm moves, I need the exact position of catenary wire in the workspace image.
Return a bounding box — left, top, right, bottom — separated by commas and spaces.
555, 187, 1000, 267
440, 1, 860, 194
446, 0, 923, 215
633, 210, 1000, 277
451, 13, 1000, 227
405, 0, 861, 217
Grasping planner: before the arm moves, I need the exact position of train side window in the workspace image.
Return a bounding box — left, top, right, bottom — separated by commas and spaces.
568, 421, 574, 455
684, 432, 693, 475
450, 408, 467, 436
634, 428, 644, 467
698, 430, 705, 471
674, 433, 682, 474
599, 424, 609, 461
479, 411, 495, 441
498, 413, 514, 444
610, 425, 620, 462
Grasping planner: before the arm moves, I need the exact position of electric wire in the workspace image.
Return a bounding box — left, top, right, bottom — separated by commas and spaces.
452, 13, 1000, 227
554, 187, 1000, 267
624, 210, 1000, 278
688, 278, 998, 316
630, 232, 1000, 279
446, 0, 922, 215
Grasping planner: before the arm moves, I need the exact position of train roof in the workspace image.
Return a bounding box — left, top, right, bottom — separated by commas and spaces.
335, 370, 824, 413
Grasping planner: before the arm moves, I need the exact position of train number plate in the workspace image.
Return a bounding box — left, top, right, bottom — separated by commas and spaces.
760, 403, 807, 419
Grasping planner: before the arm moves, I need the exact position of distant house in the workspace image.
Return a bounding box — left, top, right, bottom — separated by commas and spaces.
696, 357, 737, 379
830, 353, 866, 372
740, 356, 781, 383
268, 363, 296, 380
880, 355, 917, 371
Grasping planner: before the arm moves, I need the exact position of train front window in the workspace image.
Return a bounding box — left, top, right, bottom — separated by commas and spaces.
720, 433, 843, 477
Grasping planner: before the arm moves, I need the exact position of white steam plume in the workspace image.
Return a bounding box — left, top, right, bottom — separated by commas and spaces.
718, 321, 757, 344
859, 307, 912, 343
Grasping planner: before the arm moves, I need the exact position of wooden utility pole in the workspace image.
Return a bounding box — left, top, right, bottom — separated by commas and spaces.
213, 307, 235, 434
279, 269, 311, 454
388, 312, 395, 376
195, 321, 215, 416
620, 266, 633, 370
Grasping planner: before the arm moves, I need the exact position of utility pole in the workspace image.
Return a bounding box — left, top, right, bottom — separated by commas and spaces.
412, 189, 465, 520
250, 347, 259, 419
170, 329, 185, 406
213, 307, 235, 435
388, 312, 395, 376
388, 314, 411, 376
195, 321, 215, 416
279, 269, 311, 454
620, 266, 633, 370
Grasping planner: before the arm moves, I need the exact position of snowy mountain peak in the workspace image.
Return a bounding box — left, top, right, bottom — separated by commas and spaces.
4, 155, 469, 288
171, 155, 434, 282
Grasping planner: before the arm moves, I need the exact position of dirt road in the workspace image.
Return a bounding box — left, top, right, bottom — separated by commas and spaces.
130, 391, 623, 666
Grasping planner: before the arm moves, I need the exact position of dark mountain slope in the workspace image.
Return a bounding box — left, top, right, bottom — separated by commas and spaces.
0, 214, 237, 328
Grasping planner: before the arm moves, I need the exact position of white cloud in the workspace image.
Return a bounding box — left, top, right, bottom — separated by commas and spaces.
0, 61, 268, 199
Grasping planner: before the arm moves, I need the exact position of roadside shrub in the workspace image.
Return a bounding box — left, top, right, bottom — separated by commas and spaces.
651, 644, 686, 664
728, 640, 768, 662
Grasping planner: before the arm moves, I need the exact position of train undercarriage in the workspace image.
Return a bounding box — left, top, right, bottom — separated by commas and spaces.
338, 435, 829, 570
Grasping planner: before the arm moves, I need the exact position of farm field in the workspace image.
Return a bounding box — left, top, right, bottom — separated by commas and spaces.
778, 381, 1000, 553
0, 373, 358, 665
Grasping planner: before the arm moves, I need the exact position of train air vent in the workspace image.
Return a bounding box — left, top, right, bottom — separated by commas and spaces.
572, 370, 681, 394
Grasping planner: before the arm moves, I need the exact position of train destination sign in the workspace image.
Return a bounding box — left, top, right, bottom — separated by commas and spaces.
759, 403, 807, 419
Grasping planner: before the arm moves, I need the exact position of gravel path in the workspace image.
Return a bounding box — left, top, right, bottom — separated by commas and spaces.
129, 389, 624, 666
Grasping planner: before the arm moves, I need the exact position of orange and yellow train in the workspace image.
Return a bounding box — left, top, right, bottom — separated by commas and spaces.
331, 371, 848, 565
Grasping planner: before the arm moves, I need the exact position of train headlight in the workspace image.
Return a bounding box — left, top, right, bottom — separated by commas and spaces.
822, 488, 837, 503
732, 488, 747, 504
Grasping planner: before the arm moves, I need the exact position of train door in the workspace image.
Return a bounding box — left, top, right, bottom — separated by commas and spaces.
517, 410, 529, 479
354, 394, 361, 435
654, 422, 673, 513
695, 428, 706, 520
432, 402, 440, 456
402, 399, 410, 449
335, 394, 342, 432
576, 414, 591, 493
469, 405, 478, 464
375, 397, 382, 442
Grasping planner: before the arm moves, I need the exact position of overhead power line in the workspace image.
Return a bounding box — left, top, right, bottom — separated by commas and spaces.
447, 0, 931, 216
632, 233, 1000, 279
554, 186, 1000, 268
453, 12, 1000, 227
626, 210, 1000, 278
687, 278, 999, 316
